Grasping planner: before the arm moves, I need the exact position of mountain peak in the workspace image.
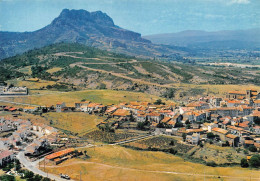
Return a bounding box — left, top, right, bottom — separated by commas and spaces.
52, 9, 114, 27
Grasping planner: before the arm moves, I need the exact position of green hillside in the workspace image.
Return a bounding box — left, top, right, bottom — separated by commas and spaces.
1, 43, 260, 97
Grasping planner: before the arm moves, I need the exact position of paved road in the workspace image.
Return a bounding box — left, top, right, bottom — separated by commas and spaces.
16, 133, 153, 181
16, 151, 69, 181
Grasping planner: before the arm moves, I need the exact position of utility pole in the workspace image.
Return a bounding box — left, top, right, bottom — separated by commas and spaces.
80, 171, 82, 181
44, 158, 46, 172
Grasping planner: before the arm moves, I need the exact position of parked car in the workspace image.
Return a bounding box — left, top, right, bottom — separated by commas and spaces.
60, 173, 70, 180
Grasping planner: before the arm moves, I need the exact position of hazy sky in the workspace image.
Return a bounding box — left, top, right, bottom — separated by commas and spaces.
0, 0, 259, 35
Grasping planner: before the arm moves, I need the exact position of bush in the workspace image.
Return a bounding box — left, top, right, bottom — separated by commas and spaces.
207, 133, 215, 139
240, 158, 249, 168
169, 148, 178, 155
23, 170, 34, 179
0, 175, 15, 181
249, 154, 260, 168
154, 99, 165, 105
249, 145, 257, 152
206, 161, 217, 167
182, 133, 187, 141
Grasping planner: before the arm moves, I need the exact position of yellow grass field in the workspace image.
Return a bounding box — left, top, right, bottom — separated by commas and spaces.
41, 145, 260, 181
172, 83, 260, 96
43, 112, 103, 135
46, 67, 62, 73
6, 79, 56, 90
3, 89, 172, 107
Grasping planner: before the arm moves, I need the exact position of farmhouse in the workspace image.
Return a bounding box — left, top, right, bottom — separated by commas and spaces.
45, 148, 75, 164
56, 102, 66, 113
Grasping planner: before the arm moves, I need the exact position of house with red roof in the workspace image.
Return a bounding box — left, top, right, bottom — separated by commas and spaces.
0, 150, 14, 166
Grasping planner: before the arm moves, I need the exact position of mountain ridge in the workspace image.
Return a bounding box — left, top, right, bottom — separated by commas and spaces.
143, 28, 260, 49
0, 9, 185, 60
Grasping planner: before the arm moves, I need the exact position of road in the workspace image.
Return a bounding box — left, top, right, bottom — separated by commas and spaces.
16, 133, 153, 181
16, 151, 70, 181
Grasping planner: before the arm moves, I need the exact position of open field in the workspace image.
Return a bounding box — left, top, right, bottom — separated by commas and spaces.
46, 67, 62, 73
6, 78, 57, 90
41, 145, 260, 181
171, 83, 260, 98
43, 112, 104, 136
1, 89, 172, 107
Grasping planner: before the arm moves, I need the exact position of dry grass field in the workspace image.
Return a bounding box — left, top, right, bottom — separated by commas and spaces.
172, 83, 260, 96
2, 89, 172, 107
46, 67, 62, 73
41, 145, 260, 181
6, 78, 57, 90
43, 112, 103, 135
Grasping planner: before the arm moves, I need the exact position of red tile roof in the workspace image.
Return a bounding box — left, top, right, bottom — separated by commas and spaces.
45, 148, 74, 160
0, 150, 13, 160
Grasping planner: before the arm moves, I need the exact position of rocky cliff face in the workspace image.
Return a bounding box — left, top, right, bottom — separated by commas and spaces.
1, 9, 185, 60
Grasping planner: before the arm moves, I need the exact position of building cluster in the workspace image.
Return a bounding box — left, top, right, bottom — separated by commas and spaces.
0, 86, 28, 96
71, 89, 260, 150
0, 117, 59, 167
0, 89, 259, 167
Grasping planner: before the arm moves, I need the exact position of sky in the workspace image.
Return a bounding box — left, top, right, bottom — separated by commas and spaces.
0, 0, 259, 35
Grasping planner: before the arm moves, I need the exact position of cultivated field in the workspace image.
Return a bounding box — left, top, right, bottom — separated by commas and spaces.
41, 145, 260, 181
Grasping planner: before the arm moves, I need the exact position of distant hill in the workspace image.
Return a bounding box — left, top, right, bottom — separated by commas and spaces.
144, 29, 260, 50
1, 43, 260, 97
0, 9, 187, 60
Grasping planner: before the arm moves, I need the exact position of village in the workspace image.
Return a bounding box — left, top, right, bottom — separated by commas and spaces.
0, 88, 260, 180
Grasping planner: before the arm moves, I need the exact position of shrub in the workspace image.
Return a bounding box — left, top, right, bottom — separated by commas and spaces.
249, 145, 257, 152
0, 175, 15, 181
207, 132, 215, 139
206, 161, 217, 167
240, 158, 249, 168
249, 154, 260, 168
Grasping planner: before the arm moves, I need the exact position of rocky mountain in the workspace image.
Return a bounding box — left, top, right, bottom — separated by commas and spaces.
144, 28, 260, 50
0, 9, 187, 60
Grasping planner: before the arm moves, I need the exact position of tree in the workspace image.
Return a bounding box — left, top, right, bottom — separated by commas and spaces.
249, 154, 260, 168
169, 140, 175, 146
240, 158, 249, 168
154, 99, 165, 105
23, 170, 34, 179
186, 124, 191, 129
225, 141, 230, 147
207, 132, 215, 139
33, 174, 43, 181
185, 120, 190, 125
42, 178, 51, 181
0, 175, 15, 181
249, 145, 257, 152
182, 133, 187, 141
